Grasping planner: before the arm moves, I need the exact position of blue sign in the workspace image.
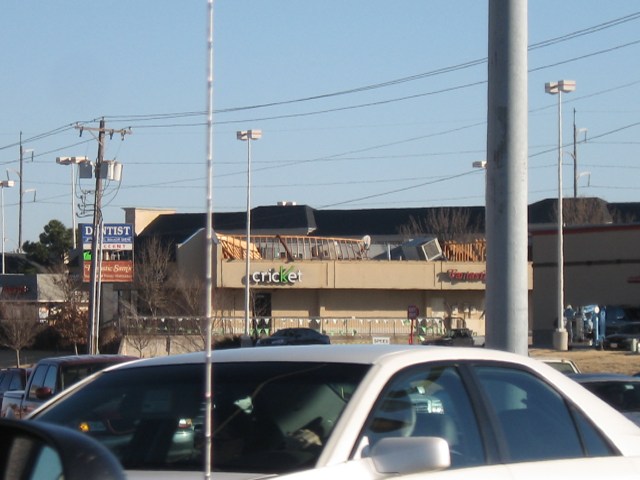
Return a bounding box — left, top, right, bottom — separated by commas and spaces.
81, 223, 134, 250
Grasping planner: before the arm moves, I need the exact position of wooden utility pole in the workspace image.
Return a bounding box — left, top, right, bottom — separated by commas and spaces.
77, 119, 131, 354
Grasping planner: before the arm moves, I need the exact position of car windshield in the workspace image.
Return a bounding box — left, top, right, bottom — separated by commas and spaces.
34, 361, 369, 474
582, 381, 640, 412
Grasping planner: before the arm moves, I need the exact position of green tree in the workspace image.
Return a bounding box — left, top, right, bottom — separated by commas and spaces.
22, 220, 73, 267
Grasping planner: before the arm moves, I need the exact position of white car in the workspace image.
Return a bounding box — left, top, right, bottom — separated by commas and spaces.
28, 345, 640, 479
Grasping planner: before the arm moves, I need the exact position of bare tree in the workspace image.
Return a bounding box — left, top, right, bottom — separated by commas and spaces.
0, 303, 43, 367
134, 236, 174, 317
49, 270, 88, 355
559, 198, 612, 226
168, 273, 206, 318
121, 313, 155, 358
399, 208, 482, 243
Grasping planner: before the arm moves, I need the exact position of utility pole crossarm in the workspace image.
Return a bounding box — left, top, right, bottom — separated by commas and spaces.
74, 123, 132, 140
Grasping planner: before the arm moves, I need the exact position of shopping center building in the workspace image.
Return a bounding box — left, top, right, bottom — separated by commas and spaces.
126, 198, 640, 347
127, 203, 525, 342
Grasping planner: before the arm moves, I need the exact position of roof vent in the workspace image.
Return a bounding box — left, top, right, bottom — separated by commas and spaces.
277, 201, 297, 206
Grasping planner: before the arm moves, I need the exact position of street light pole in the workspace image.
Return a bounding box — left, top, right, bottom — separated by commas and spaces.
545, 80, 576, 351
56, 156, 90, 250
18, 132, 33, 252
236, 129, 262, 343
0, 180, 15, 274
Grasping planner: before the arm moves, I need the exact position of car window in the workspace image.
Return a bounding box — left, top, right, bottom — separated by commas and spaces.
473, 366, 590, 462
35, 361, 370, 474
43, 366, 58, 392
8, 372, 24, 390
0, 371, 9, 391
357, 364, 485, 468
28, 365, 49, 399
570, 406, 617, 456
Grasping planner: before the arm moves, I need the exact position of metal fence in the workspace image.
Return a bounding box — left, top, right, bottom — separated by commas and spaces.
218, 234, 367, 261
121, 316, 446, 341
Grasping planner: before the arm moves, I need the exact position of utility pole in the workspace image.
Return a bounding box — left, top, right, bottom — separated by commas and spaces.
573, 109, 578, 198
88, 119, 105, 355
78, 119, 130, 354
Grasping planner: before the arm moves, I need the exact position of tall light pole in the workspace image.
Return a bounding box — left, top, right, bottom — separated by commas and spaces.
545, 79, 576, 351
0, 180, 15, 274
18, 132, 34, 252
236, 129, 262, 343
56, 156, 90, 249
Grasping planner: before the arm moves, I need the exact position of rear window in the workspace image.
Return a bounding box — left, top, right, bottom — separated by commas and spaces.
35, 361, 369, 474
60, 362, 125, 390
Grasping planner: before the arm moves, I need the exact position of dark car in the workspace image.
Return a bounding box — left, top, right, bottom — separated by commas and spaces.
255, 327, 330, 346
423, 328, 475, 347
569, 373, 640, 426
602, 322, 640, 350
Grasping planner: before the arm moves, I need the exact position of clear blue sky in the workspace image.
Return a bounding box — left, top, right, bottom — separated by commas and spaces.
1, 1, 639, 244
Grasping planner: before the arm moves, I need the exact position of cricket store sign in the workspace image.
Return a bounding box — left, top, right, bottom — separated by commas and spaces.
251, 266, 302, 285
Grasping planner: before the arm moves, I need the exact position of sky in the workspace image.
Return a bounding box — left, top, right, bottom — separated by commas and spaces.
1, 1, 639, 245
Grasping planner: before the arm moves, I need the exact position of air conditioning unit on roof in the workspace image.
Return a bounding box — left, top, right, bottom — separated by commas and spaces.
400, 237, 443, 261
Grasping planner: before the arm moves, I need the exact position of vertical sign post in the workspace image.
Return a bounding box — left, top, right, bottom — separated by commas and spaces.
407, 305, 419, 344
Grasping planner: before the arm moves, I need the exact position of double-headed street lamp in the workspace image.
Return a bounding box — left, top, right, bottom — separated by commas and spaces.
545, 79, 576, 351
236, 129, 262, 342
0, 180, 15, 274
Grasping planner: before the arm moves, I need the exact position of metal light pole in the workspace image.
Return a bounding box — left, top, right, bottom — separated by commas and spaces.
0, 180, 15, 274
486, 0, 529, 355
18, 133, 34, 253
236, 129, 262, 343
545, 80, 576, 351
56, 156, 90, 249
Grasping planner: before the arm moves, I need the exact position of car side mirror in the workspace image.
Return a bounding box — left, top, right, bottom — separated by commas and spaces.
369, 436, 451, 474
34, 386, 53, 400
0, 418, 125, 480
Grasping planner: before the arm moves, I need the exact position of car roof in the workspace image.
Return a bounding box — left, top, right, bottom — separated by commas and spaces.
33, 354, 136, 366
108, 344, 554, 372
569, 373, 640, 382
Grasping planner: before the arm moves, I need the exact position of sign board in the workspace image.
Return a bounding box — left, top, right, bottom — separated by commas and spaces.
81, 223, 134, 250
407, 305, 419, 320
81, 223, 135, 283
372, 337, 391, 345
83, 260, 134, 283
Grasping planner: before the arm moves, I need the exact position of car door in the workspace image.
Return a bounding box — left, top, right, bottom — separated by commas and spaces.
471, 364, 615, 463
353, 363, 487, 469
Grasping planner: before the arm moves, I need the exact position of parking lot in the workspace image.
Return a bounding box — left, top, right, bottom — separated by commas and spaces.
529, 347, 640, 376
